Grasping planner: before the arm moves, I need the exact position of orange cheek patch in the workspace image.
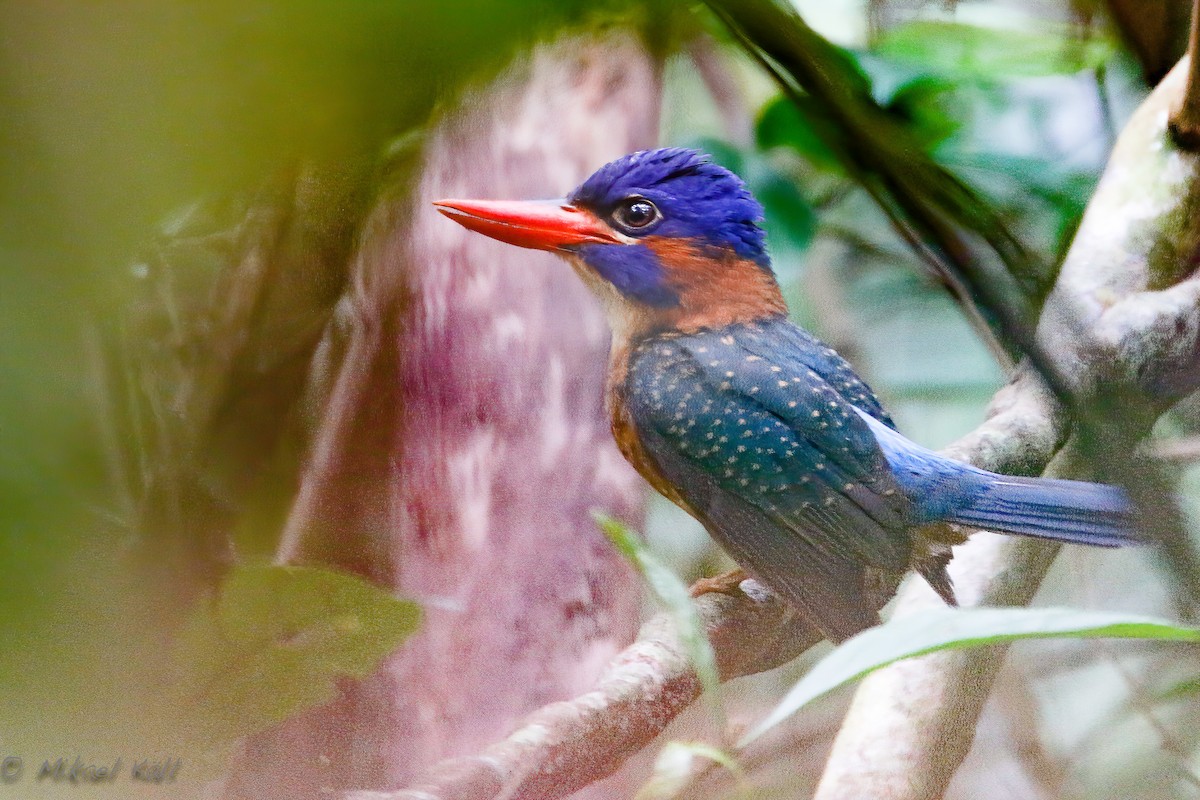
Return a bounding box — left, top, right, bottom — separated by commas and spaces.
641, 236, 787, 332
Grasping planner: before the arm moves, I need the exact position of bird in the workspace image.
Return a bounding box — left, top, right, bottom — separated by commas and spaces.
433, 147, 1137, 643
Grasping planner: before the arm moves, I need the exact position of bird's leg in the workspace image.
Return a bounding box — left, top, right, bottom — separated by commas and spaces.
689, 567, 749, 598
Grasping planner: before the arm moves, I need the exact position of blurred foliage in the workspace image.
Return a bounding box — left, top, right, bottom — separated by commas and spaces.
702, 6, 1111, 293
874, 19, 1117, 78
706, 0, 1067, 373
0, 0, 660, 762
175, 564, 420, 745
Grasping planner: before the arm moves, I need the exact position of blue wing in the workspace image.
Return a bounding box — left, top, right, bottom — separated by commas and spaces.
735, 319, 896, 428
626, 318, 914, 641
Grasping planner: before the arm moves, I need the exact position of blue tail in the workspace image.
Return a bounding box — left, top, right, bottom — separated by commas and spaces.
851, 407, 1139, 548
947, 474, 1137, 547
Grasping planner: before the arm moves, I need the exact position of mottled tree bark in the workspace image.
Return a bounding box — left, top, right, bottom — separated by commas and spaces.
220, 28, 662, 799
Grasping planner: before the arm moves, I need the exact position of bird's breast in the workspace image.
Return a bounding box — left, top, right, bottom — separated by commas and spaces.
606, 337, 695, 511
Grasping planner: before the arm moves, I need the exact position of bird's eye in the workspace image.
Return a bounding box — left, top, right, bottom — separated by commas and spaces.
613, 198, 660, 231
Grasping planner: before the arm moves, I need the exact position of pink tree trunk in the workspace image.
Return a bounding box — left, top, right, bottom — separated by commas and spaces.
223, 28, 662, 799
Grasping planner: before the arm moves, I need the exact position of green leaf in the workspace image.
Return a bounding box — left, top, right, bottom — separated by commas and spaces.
594, 513, 724, 730
756, 172, 817, 251
635, 741, 743, 800
875, 20, 1118, 79
755, 96, 841, 170
175, 563, 421, 743
741, 607, 1200, 747
883, 76, 962, 149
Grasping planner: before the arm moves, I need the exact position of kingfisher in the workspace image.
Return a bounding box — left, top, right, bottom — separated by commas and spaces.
434, 147, 1135, 643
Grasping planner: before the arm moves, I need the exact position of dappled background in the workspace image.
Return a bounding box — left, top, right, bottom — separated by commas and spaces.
2, 1, 1199, 798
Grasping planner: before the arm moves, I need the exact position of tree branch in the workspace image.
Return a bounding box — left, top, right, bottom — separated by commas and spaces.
346, 584, 819, 800
815, 57, 1200, 800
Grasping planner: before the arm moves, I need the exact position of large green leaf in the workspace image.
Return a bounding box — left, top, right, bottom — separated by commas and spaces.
741, 607, 1200, 747
176, 563, 421, 743
756, 95, 842, 170
882, 75, 962, 149
755, 171, 817, 251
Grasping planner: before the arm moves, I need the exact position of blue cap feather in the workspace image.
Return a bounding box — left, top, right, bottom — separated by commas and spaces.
570, 148, 770, 268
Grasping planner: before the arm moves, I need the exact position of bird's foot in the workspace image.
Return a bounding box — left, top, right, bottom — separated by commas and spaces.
689, 568, 749, 598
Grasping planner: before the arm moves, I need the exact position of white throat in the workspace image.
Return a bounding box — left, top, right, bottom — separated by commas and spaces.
563, 254, 648, 349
